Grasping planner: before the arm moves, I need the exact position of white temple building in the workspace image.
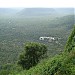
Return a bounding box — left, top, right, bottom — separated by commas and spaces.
39, 37, 55, 42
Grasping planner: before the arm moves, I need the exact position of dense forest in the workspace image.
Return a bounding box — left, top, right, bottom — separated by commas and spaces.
0, 8, 75, 75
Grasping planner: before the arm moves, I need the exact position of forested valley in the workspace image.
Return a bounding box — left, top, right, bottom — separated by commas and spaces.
0, 8, 75, 75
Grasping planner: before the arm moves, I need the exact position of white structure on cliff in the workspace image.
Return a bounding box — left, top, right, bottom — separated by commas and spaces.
39, 37, 55, 42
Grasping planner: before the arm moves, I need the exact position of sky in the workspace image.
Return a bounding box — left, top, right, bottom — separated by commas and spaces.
0, 0, 75, 8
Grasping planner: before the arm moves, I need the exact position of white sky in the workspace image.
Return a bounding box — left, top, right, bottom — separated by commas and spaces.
0, 0, 75, 8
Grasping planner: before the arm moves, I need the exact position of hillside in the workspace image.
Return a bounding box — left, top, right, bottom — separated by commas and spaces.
7, 25, 75, 75
0, 14, 74, 66
0, 8, 75, 75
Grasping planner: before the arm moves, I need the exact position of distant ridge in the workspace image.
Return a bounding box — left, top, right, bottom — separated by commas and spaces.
0, 8, 23, 15
0, 8, 74, 16
18, 8, 56, 16
18, 8, 74, 16
54, 8, 74, 15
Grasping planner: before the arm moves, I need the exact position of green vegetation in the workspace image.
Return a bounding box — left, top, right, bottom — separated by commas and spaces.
0, 64, 22, 75
8, 25, 75, 75
65, 25, 75, 52
0, 10, 75, 75
0, 25, 75, 75
18, 42, 47, 69
0, 15, 74, 66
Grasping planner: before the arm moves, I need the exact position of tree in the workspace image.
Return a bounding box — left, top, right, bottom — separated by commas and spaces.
65, 25, 75, 52
18, 42, 48, 70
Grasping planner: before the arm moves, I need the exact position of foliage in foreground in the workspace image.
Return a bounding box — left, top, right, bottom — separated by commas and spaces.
14, 51, 75, 75
18, 42, 48, 70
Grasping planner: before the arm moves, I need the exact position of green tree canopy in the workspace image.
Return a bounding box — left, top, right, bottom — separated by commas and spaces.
18, 42, 48, 69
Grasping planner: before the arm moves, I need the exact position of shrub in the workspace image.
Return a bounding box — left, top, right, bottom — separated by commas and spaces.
18, 42, 48, 70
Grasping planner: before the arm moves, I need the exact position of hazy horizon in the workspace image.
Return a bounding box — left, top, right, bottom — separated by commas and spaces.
0, 0, 74, 8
